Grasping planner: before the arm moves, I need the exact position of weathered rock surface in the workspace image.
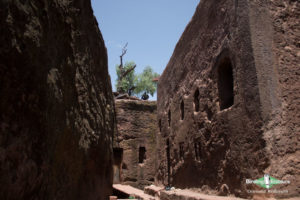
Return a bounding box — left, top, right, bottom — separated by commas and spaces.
114, 100, 157, 189
0, 0, 115, 199
259, 0, 300, 198
157, 0, 299, 198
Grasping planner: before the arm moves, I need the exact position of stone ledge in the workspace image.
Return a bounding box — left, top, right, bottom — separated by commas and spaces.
144, 185, 164, 197
113, 184, 155, 200
144, 185, 245, 200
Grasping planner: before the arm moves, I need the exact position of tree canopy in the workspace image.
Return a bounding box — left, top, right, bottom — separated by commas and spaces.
115, 63, 159, 100
134, 66, 159, 99
116, 61, 136, 95
115, 43, 159, 100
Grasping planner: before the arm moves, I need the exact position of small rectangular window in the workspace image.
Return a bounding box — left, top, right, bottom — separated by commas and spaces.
180, 100, 184, 120
139, 147, 146, 163
113, 148, 123, 165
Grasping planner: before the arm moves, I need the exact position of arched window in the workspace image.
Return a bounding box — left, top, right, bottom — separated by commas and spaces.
180, 100, 184, 120
139, 147, 146, 163
194, 89, 200, 112
217, 58, 234, 110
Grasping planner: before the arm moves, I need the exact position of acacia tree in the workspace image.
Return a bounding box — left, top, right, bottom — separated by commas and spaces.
115, 43, 159, 99
134, 66, 159, 100
116, 61, 136, 95
116, 43, 136, 94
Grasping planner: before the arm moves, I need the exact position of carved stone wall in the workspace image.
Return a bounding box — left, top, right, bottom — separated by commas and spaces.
0, 1, 115, 199
114, 99, 157, 190
156, 0, 299, 198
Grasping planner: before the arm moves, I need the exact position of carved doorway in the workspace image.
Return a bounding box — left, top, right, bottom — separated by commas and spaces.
113, 148, 123, 183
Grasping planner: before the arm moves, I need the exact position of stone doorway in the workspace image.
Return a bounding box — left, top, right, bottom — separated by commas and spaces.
113, 148, 123, 183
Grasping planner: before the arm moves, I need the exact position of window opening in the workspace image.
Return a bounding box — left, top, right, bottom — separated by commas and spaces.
139, 147, 146, 163
122, 163, 127, 169
113, 148, 123, 165
217, 58, 234, 110
194, 89, 200, 112
180, 100, 184, 120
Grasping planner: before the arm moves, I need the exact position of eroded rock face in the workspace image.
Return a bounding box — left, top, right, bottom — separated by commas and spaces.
114, 99, 157, 190
157, 0, 299, 198
0, 0, 115, 199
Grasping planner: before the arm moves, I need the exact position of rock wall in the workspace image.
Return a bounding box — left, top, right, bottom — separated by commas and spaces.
114, 99, 157, 190
156, 0, 299, 198
0, 0, 115, 199
255, 0, 300, 198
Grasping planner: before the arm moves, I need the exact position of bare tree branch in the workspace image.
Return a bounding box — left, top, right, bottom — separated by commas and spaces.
121, 42, 128, 57
119, 42, 128, 68
117, 42, 133, 94
121, 64, 136, 79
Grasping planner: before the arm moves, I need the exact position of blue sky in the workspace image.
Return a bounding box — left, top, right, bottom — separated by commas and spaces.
91, 0, 200, 100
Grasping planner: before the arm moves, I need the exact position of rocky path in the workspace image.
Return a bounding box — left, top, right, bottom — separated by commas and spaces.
145, 185, 244, 200
113, 184, 245, 200
113, 184, 300, 200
